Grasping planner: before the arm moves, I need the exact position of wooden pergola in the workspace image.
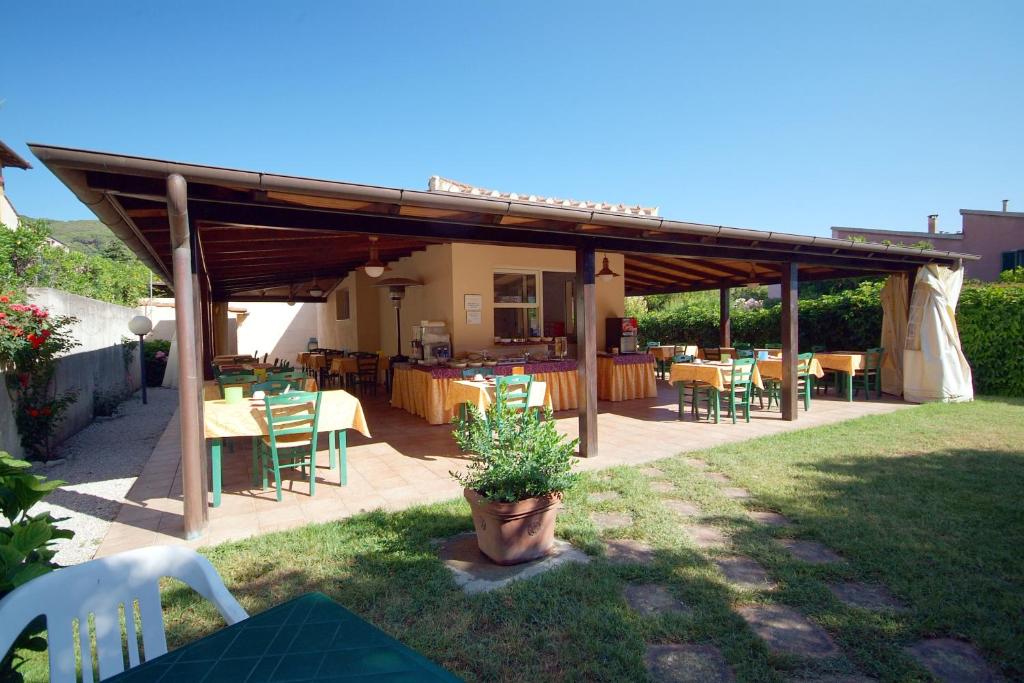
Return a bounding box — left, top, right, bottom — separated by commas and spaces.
30, 143, 975, 538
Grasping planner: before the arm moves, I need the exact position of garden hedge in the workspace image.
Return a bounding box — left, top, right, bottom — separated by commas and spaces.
636, 281, 1024, 397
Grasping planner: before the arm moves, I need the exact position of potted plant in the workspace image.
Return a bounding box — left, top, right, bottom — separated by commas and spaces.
451, 397, 578, 565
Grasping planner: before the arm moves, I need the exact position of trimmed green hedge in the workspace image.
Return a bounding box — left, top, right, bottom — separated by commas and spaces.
636, 281, 1024, 397
957, 284, 1024, 397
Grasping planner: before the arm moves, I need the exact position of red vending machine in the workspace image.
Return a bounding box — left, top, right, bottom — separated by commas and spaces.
605, 317, 639, 353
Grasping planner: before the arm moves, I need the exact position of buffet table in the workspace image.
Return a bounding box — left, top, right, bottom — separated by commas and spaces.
597, 353, 658, 401
391, 360, 578, 425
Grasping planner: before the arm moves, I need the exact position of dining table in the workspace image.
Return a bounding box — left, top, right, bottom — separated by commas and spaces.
647, 345, 699, 378
668, 360, 764, 422
104, 592, 460, 682
202, 382, 370, 507
444, 378, 552, 418
596, 353, 658, 401
813, 351, 888, 401
756, 357, 826, 383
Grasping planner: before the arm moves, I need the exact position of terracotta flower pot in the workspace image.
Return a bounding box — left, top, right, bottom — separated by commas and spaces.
464, 488, 562, 565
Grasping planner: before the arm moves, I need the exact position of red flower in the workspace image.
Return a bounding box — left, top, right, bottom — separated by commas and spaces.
0, 295, 8, 303
41, 406, 51, 416
18, 374, 29, 388
28, 408, 39, 418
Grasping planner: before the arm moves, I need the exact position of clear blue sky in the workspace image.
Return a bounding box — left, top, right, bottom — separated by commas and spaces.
3, 1, 1022, 236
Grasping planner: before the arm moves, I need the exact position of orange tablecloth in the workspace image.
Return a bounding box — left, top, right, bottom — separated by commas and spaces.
203, 388, 370, 439
444, 380, 552, 414
757, 358, 825, 381
814, 353, 867, 375
392, 367, 576, 425
698, 347, 737, 360
329, 356, 359, 374
649, 345, 700, 361
668, 361, 764, 393
597, 356, 657, 401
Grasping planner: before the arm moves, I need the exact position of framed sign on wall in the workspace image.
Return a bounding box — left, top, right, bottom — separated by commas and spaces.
464, 294, 482, 311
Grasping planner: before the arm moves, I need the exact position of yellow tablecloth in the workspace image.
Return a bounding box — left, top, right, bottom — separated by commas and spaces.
597, 357, 657, 401
815, 353, 867, 375
757, 358, 825, 381
698, 347, 736, 360
444, 380, 551, 414
648, 345, 700, 361
203, 388, 371, 439
391, 367, 577, 425
668, 362, 764, 393
330, 356, 359, 375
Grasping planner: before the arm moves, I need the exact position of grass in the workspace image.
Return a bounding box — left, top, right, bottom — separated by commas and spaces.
17, 397, 1024, 681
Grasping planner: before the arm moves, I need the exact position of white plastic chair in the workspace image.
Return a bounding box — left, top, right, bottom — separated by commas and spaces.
0, 545, 248, 682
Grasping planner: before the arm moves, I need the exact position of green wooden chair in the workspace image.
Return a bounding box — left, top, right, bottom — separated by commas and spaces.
495, 374, 532, 411
252, 379, 295, 396
706, 358, 756, 424
702, 347, 722, 361
267, 370, 307, 385
217, 373, 258, 398
736, 348, 755, 359
257, 391, 322, 502
852, 347, 884, 399
762, 352, 815, 411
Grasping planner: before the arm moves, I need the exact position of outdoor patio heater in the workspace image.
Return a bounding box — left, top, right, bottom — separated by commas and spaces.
373, 277, 422, 370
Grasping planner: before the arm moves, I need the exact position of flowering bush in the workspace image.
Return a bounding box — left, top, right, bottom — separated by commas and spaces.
0, 293, 79, 459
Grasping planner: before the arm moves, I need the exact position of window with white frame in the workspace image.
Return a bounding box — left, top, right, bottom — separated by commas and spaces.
492, 270, 575, 339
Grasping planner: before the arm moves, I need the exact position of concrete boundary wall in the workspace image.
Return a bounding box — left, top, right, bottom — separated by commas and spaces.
0, 288, 142, 458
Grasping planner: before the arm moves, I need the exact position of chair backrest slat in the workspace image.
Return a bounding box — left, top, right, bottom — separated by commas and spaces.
496, 374, 532, 409
865, 347, 884, 370
728, 358, 756, 388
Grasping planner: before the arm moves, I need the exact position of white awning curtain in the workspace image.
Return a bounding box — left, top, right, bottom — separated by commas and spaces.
903, 265, 973, 403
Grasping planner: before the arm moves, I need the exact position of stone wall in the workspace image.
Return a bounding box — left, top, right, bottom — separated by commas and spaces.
0, 288, 142, 458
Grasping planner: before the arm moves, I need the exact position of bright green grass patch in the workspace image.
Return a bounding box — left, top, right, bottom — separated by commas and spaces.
16, 398, 1024, 681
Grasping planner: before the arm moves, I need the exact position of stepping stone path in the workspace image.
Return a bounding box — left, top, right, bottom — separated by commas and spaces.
746, 510, 792, 527
588, 491, 620, 504
591, 511, 633, 532
779, 539, 844, 565
721, 487, 751, 500
736, 605, 840, 658
644, 644, 735, 683
704, 472, 731, 484
663, 500, 701, 517
639, 466, 664, 477
714, 556, 777, 591
685, 524, 729, 549
905, 638, 998, 682
828, 581, 905, 612
651, 481, 677, 493
623, 583, 692, 617
605, 539, 658, 565
683, 458, 709, 469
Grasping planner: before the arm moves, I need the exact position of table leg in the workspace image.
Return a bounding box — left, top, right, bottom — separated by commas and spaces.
845, 371, 853, 401
338, 430, 347, 486
676, 382, 685, 421
712, 388, 720, 424
209, 438, 222, 508
328, 430, 336, 470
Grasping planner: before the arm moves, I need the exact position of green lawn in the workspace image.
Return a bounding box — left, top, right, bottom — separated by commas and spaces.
20, 398, 1024, 681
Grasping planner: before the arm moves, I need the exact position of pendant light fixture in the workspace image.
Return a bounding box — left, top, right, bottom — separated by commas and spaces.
307, 279, 324, 298
596, 254, 620, 282
363, 236, 388, 278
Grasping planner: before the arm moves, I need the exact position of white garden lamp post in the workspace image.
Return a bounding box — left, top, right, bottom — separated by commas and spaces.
128, 315, 153, 404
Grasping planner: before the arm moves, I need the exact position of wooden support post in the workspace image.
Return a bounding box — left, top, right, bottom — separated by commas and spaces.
781, 262, 799, 421
168, 174, 208, 539
719, 287, 731, 347
575, 247, 598, 457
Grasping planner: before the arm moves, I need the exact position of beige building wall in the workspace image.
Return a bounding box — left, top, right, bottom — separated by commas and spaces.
449, 244, 625, 352
377, 244, 454, 357
316, 270, 381, 353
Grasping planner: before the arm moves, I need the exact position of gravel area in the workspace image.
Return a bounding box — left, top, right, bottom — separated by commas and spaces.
28, 387, 179, 565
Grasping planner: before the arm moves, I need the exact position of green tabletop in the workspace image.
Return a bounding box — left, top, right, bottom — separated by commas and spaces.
107, 592, 460, 682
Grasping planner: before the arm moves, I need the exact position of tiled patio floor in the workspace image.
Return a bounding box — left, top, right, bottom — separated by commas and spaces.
95, 381, 912, 556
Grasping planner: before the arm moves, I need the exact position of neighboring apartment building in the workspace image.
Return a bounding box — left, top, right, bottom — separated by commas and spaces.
0, 140, 32, 229
832, 201, 1024, 282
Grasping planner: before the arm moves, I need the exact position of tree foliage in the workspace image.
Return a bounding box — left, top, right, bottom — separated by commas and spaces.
0, 217, 152, 307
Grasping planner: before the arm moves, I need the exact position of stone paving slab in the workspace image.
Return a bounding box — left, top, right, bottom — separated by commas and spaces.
644, 643, 735, 683
588, 491, 621, 504
591, 511, 633, 532
437, 532, 589, 595
663, 500, 701, 517
639, 466, 664, 477
905, 638, 999, 682
714, 556, 777, 591
736, 604, 840, 658
624, 583, 693, 617
827, 581, 906, 612
651, 481, 677, 493
747, 510, 792, 527
721, 487, 751, 500
685, 524, 729, 549
605, 538, 658, 565
704, 472, 732, 484
779, 539, 844, 565
683, 458, 710, 469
